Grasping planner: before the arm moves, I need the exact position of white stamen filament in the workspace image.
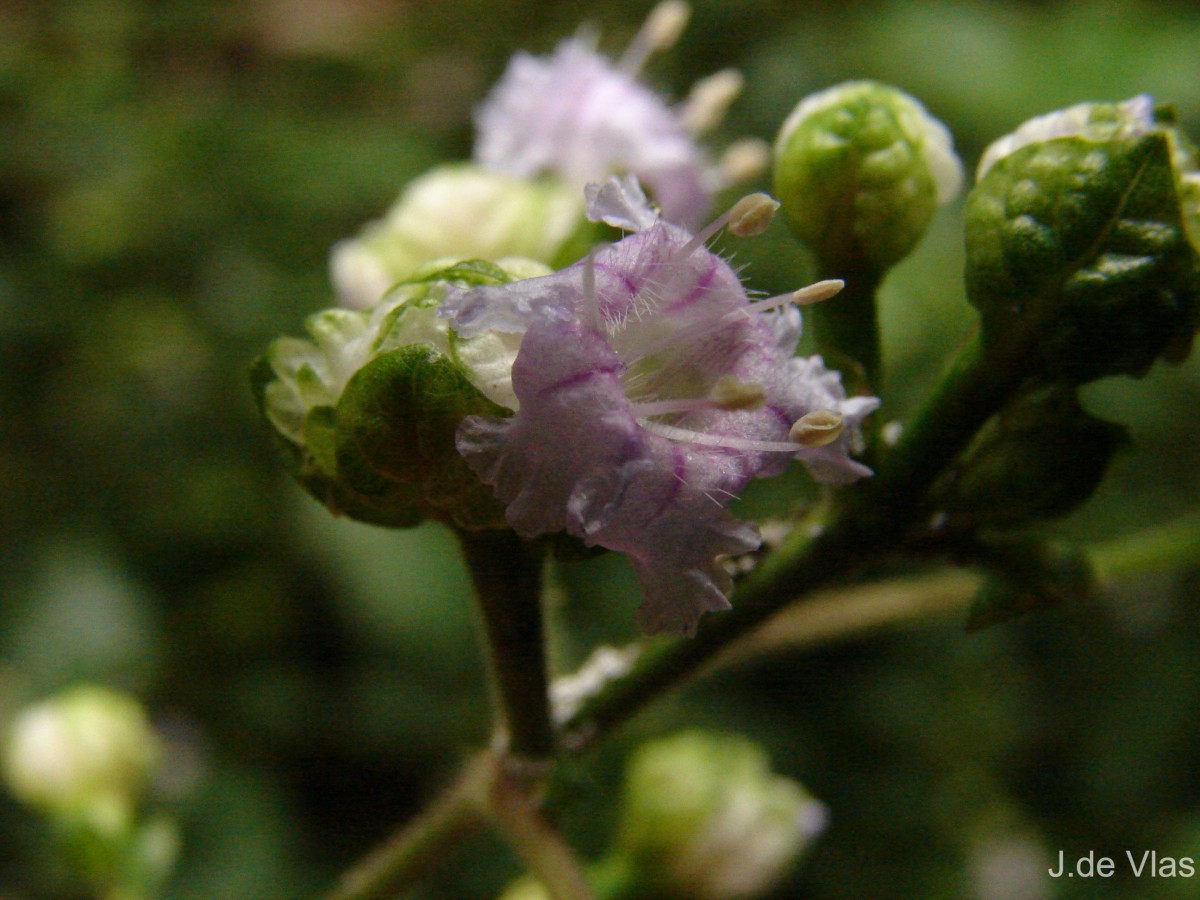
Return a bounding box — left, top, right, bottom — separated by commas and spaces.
640, 419, 804, 453
680, 69, 744, 135
675, 192, 779, 260
744, 279, 844, 315
619, 276, 841, 381
581, 249, 604, 333
629, 397, 710, 418
628, 376, 766, 419
618, 0, 691, 75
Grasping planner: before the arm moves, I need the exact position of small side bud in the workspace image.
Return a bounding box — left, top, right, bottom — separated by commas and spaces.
930, 386, 1128, 530
773, 80, 963, 272
3, 686, 179, 898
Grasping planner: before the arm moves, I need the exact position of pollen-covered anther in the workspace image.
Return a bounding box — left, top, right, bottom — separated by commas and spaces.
681, 69, 745, 135
789, 409, 846, 447
720, 138, 771, 184
628, 376, 765, 419
793, 278, 844, 306
709, 375, 767, 410
727, 193, 781, 237
620, 0, 692, 75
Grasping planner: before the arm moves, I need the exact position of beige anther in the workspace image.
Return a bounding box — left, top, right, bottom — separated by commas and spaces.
681, 69, 744, 135
727, 193, 780, 237
792, 279, 844, 306
719, 138, 771, 183
709, 375, 766, 410
789, 409, 846, 447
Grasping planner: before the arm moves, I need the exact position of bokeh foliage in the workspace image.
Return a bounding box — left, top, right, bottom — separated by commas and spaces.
3, 1, 1200, 897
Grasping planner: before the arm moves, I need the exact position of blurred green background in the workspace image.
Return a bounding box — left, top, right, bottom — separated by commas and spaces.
3, 0, 1200, 896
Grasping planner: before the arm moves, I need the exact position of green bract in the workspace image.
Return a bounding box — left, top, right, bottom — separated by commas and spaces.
773, 80, 962, 272
252, 260, 544, 530
932, 386, 1128, 531
966, 126, 1200, 383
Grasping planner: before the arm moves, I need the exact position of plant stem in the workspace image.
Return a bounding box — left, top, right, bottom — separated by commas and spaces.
458, 529, 556, 761
326, 753, 491, 900
711, 568, 981, 668
489, 767, 595, 900
808, 264, 884, 396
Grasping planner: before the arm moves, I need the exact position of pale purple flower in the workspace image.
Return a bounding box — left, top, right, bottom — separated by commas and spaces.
440, 176, 878, 635
473, 2, 748, 229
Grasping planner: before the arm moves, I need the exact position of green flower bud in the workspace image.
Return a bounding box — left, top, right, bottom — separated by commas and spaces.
253, 260, 542, 530
931, 386, 1128, 531
331, 164, 594, 309
773, 80, 963, 272
966, 97, 1200, 383
615, 731, 826, 899
3, 685, 161, 821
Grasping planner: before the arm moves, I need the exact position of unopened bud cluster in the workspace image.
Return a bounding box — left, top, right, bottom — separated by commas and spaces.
254, 260, 545, 530
3, 685, 178, 896
967, 95, 1200, 383
500, 730, 826, 900
773, 80, 963, 272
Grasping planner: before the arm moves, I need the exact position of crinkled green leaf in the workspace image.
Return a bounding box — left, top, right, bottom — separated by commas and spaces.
966, 132, 1200, 383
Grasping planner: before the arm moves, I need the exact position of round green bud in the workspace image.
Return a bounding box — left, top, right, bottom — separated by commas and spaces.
331, 164, 594, 309
253, 260, 544, 530
615, 731, 826, 899
773, 80, 963, 272
3, 685, 162, 820
967, 98, 1200, 383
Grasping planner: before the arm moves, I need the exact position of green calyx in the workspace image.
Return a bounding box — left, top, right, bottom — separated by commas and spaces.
966, 129, 1200, 383
252, 260, 537, 530
930, 385, 1129, 532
